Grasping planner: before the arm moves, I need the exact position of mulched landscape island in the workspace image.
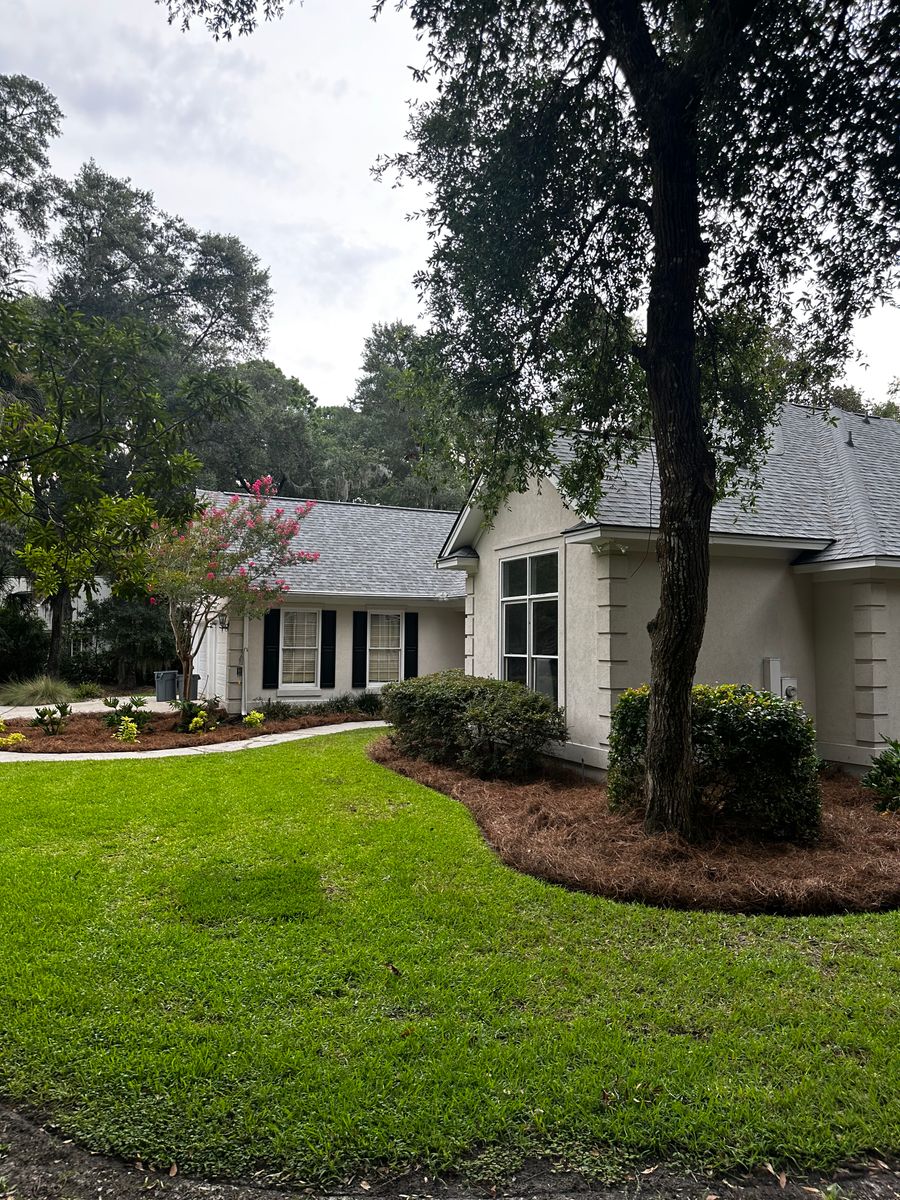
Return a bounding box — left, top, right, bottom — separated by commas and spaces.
3, 710, 381, 753
369, 737, 900, 915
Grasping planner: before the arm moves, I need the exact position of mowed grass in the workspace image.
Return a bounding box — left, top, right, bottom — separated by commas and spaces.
1, 730, 898, 1184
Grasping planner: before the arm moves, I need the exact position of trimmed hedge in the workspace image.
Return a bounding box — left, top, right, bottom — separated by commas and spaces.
382, 670, 568, 780
608, 684, 821, 842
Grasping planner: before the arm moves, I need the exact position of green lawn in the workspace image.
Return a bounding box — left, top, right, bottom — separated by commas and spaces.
1, 730, 898, 1184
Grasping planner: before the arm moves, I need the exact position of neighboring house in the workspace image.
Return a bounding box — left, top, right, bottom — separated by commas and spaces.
437, 405, 900, 769
0, 577, 111, 626
194, 496, 466, 713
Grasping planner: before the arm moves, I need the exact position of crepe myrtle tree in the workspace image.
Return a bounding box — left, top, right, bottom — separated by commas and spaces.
148, 477, 318, 699
160, 0, 898, 838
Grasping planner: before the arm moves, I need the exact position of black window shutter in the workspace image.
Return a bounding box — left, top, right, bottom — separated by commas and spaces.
351, 611, 368, 689
319, 610, 337, 689
262, 608, 281, 690
403, 612, 419, 679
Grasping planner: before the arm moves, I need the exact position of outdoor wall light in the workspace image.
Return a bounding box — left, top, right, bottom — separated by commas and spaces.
217, 611, 229, 631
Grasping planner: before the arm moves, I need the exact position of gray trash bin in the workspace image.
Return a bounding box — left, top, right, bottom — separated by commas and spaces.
154, 670, 178, 702
175, 672, 201, 701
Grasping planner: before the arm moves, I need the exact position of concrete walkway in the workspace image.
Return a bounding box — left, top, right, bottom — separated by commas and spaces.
0, 696, 172, 722
0, 720, 388, 763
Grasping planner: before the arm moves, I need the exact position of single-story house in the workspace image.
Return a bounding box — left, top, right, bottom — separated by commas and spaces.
437, 404, 900, 770
195, 497, 466, 712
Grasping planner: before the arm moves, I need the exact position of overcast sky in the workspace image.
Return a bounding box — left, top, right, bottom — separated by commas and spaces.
2, 0, 897, 407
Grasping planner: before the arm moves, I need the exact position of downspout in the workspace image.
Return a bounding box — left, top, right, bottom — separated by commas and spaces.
241, 613, 250, 716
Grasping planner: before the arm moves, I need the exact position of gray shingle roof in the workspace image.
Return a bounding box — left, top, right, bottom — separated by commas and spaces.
553, 405, 900, 564
202, 492, 467, 599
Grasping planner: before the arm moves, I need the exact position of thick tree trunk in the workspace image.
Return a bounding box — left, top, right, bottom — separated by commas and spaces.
643, 88, 716, 838
46, 586, 73, 677
179, 652, 194, 700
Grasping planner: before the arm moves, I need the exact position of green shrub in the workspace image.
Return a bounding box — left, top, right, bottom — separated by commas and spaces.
101, 695, 154, 732
0, 674, 74, 706
382, 671, 568, 780
243, 710, 266, 728
32, 702, 73, 736
0, 601, 49, 683
862, 736, 900, 811
607, 684, 821, 842
113, 716, 139, 744
170, 697, 222, 733
250, 691, 383, 721
73, 681, 105, 700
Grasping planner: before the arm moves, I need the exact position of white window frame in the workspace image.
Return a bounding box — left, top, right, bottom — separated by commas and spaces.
367, 610, 404, 689
498, 551, 560, 703
278, 607, 321, 691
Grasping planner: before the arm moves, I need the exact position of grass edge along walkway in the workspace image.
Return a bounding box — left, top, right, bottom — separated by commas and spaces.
1, 729, 897, 1186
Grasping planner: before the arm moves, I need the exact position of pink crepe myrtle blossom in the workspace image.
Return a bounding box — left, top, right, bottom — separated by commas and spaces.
147, 473, 319, 697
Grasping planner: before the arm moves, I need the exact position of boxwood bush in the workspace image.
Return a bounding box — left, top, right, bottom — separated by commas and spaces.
382, 670, 568, 780
608, 684, 821, 842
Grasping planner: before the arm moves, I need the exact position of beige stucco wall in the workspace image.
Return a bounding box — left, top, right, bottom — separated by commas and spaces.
214, 601, 464, 713
812, 582, 856, 748
619, 552, 817, 706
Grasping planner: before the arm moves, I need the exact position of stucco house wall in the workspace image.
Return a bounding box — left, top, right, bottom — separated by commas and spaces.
448, 459, 894, 770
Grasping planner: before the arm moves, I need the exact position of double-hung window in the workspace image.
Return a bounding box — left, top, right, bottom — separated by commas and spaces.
368, 612, 402, 684
500, 552, 559, 703
281, 609, 319, 686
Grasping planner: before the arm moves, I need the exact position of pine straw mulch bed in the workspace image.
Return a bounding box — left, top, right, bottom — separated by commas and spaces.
369, 737, 900, 915
2, 711, 381, 754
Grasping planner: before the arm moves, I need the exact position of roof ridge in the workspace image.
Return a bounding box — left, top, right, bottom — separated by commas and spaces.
199, 489, 459, 516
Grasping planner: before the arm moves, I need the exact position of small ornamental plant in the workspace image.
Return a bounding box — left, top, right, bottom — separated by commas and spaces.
113, 716, 139, 744
243, 710, 266, 727
32, 702, 72, 736
188, 709, 218, 734
148, 476, 319, 700
862, 736, 900, 812
0, 720, 26, 750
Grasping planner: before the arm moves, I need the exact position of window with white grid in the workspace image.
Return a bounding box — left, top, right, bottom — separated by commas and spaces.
281, 609, 319, 685
368, 613, 402, 684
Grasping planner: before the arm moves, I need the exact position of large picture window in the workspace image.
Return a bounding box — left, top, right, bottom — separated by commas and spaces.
500, 552, 559, 703
281, 609, 319, 686
368, 612, 402, 684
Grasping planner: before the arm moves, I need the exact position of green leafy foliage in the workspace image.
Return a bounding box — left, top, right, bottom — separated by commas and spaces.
170, 696, 223, 733
251, 690, 383, 721
0, 74, 62, 290
70, 594, 176, 689
608, 686, 821, 842
101, 694, 154, 733
113, 716, 139, 744
31, 701, 72, 735
382, 670, 567, 780
72, 681, 105, 700
0, 598, 49, 683
862, 737, 900, 812
242, 709, 265, 727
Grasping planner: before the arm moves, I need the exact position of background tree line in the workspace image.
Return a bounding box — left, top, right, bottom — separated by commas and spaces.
0, 72, 473, 680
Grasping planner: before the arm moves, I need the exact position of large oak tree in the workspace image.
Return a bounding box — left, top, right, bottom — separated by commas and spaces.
162, 0, 897, 835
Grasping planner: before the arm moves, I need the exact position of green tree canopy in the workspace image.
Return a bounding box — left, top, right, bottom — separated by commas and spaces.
44, 159, 272, 366
0, 297, 243, 670
0, 74, 62, 292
